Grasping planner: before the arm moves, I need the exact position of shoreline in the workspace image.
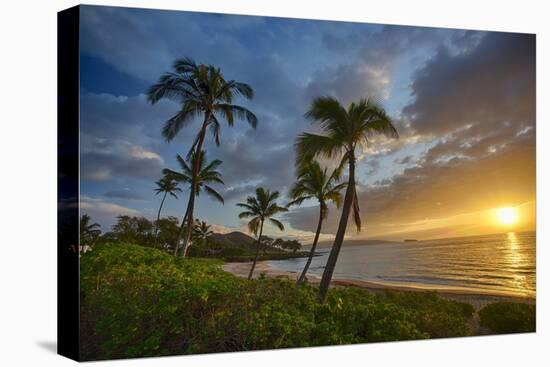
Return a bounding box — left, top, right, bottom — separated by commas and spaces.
221, 261, 535, 310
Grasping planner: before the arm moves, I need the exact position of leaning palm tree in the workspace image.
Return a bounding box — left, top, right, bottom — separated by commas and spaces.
192, 219, 214, 246
163, 150, 224, 256
148, 57, 257, 254
80, 214, 101, 248
288, 161, 346, 287
153, 175, 181, 246
237, 188, 288, 280
296, 96, 398, 302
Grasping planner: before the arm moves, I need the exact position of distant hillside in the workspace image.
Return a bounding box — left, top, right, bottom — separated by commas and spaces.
211, 231, 257, 249
209, 231, 301, 261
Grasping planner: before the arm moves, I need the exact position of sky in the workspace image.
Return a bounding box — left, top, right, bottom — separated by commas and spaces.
79, 5, 536, 242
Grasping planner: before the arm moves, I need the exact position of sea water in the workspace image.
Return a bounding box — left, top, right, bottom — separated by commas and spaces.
268, 231, 536, 297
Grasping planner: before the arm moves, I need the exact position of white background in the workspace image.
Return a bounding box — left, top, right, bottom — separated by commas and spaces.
0, 0, 547, 365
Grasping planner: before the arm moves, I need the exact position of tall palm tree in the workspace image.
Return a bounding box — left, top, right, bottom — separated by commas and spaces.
80, 214, 101, 247
163, 150, 224, 256
288, 161, 346, 287
296, 96, 398, 302
148, 57, 257, 254
237, 188, 288, 280
153, 175, 181, 246
192, 219, 214, 245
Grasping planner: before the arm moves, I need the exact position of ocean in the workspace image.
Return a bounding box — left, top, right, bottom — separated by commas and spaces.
267, 231, 536, 297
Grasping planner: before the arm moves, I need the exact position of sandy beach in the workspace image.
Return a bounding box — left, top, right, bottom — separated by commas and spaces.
222, 261, 535, 311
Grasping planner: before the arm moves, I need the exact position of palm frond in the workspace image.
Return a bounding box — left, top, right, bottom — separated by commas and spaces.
238, 211, 257, 219
162, 168, 191, 183
286, 195, 313, 208
204, 185, 224, 204
305, 96, 348, 128
214, 104, 258, 128
295, 133, 343, 167
161, 101, 201, 142
176, 154, 192, 174
247, 217, 261, 236
269, 218, 285, 231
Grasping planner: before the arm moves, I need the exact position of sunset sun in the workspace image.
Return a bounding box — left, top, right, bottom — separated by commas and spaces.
496, 207, 518, 226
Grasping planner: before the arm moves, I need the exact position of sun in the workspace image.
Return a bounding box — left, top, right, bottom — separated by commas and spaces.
496, 207, 518, 226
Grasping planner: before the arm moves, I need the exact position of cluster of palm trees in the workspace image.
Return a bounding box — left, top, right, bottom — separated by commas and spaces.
148, 57, 398, 302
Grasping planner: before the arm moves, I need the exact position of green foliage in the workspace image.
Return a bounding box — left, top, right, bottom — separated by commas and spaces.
111, 216, 155, 246
280, 239, 302, 253
80, 214, 101, 247
236, 187, 288, 236
479, 302, 536, 334
80, 244, 474, 360
154, 175, 181, 199
147, 57, 257, 146
155, 216, 180, 251
378, 291, 474, 338
163, 151, 225, 204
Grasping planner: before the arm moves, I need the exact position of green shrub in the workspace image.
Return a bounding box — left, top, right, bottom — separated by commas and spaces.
378, 291, 474, 338
479, 302, 536, 334
80, 244, 473, 360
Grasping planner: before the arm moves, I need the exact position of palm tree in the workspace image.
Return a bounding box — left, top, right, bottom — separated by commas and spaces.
80, 214, 101, 248
237, 188, 288, 280
148, 57, 257, 255
163, 150, 224, 256
153, 175, 181, 246
288, 161, 346, 287
192, 219, 214, 245
296, 96, 398, 302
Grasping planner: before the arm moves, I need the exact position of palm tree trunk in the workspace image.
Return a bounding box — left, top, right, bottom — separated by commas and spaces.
174, 193, 196, 256
181, 194, 196, 258
317, 155, 355, 302
296, 205, 324, 287
247, 219, 264, 280
154, 191, 167, 247
180, 113, 210, 257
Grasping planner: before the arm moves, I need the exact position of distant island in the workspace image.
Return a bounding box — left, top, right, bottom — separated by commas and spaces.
404, 239, 418, 242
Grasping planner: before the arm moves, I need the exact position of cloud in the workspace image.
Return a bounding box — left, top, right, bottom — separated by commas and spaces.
306, 25, 457, 105
285, 31, 536, 239
79, 92, 180, 145
104, 189, 145, 200
81, 137, 165, 182
403, 32, 536, 136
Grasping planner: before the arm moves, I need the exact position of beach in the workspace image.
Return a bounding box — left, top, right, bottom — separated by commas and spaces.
222, 260, 535, 311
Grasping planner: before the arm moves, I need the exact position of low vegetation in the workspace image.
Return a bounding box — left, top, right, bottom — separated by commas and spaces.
479, 302, 536, 334
81, 243, 476, 360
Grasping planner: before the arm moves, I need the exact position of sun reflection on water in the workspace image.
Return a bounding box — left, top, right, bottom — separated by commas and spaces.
506, 232, 527, 290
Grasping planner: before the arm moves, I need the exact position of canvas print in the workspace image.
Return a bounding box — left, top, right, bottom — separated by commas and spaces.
58, 4, 536, 361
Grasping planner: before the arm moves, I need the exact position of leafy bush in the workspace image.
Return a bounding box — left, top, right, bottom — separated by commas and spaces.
80, 244, 474, 360
479, 302, 536, 334
378, 291, 474, 338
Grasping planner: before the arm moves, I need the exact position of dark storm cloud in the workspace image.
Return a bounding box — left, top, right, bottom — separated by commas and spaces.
403, 32, 536, 136
306, 25, 458, 104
